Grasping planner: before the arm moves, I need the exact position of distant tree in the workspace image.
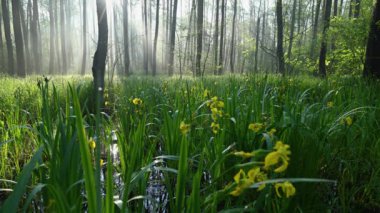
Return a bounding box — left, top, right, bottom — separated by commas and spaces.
2, 0, 14, 75
92, 0, 108, 101
81, 0, 87, 75
12, 0, 26, 77
143, 0, 149, 75
20, 1, 31, 72
48, 0, 55, 74
0, 5, 4, 69
60, 0, 67, 74
168, 0, 178, 76
276, 0, 285, 75
152, 0, 160, 76
311, 0, 322, 58
254, 16, 261, 72
363, 0, 380, 78
288, 0, 297, 59
230, 0, 237, 73
218, 0, 225, 75
196, 0, 203, 76
318, 0, 332, 77
213, 0, 219, 75
31, 0, 41, 73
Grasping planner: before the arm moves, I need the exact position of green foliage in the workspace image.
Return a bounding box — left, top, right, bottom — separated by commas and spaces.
1, 75, 380, 211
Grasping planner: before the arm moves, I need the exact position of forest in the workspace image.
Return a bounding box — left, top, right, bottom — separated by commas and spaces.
0, 0, 380, 212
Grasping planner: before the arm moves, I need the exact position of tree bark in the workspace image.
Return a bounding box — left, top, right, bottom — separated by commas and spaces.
196, 0, 203, 76
168, 0, 178, 76
49, 0, 55, 74
143, 0, 149, 75
288, 0, 297, 59
254, 17, 261, 72
363, 0, 380, 78
12, 0, 26, 77
20, 2, 31, 73
81, 0, 87, 75
31, 0, 41, 73
123, 0, 130, 76
276, 0, 285, 75
60, 0, 67, 74
213, 0, 219, 75
311, 0, 322, 58
2, 0, 14, 75
0, 6, 3, 69
152, 0, 160, 76
318, 0, 332, 77
230, 0, 237, 73
218, 0, 225, 75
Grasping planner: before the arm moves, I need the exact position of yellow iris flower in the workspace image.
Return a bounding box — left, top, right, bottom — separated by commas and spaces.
179, 121, 191, 135
264, 141, 291, 173
248, 123, 264, 132
275, 181, 296, 198
132, 98, 143, 105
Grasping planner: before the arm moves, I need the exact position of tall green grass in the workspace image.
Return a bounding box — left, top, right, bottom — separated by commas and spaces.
0, 75, 379, 212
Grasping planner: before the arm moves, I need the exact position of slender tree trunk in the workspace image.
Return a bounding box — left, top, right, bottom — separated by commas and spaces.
2, 0, 14, 75
318, 0, 332, 77
60, 0, 67, 74
218, 0, 225, 75
12, 0, 26, 76
363, 0, 380, 78
0, 7, 3, 68
353, 0, 361, 18
288, 0, 297, 59
152, 0, 160, 76
143, 0, 149, 75
20, 3, 31, 73
123, 0, 130, 76
311, 0, 322, 58
276, 0, 285, 75
54, 0, 61, 73
81, 0, 87, 75
196, 0, 203, 76
168, 0, 178, 76
213, 0, 219, 75
254, 17, 261, 72
230, 0, 237, 73
31, 0, 41, 73
49, 0, 55, 74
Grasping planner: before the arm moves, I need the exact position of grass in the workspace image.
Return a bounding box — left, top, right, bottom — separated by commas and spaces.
0, 74, 380, 212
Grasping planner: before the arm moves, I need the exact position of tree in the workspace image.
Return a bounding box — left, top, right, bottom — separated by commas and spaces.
81, 0, 87, 75
31, 0, 41, 73
152, 0, 160, 76
318, 0, 332, 77
311, 0, 322, 58
218, 0, 225, 75
0, 4, 4, 69
288, 0, 297, 59
60, 0, 67, 74
196, 0, 203, 76
48, 0, 55, 74
363, 0, 380, 78
92, 0, 108, 99
2, 0, 14, 75
230, 0, 237, 73
168, 0, 178, 76
276, 0, 285, 75
213, 0, 219, 75
12, 0, 26, 76
143, 0, 149, 75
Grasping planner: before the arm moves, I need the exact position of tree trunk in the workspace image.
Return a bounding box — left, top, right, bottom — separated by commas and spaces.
288, 0, 297, 59
143, 0, 149, 75
318, 0, 332, 77
354, 0, 361, 18
218, 0, 225, 75
168, 0, 178, 76
123, 0, 130, 76
276, 0, 285, 75
31, 0, 41, 73
0, 6, 3, 69
230, 0, 237, 73
363, 0, 380, 78
213, 0, 219, 75
81, 0, 87, 75
60, 0, 67, 74
49, 0, 55, 74
196, 0, 203, 76
254, 17, 261, 72
2, 0, 14, 75
152, 0, 160, 76
311, 0, 322, 58
54, 0, 61, 73
12, 0, 26, 77
20, 2, 31, 73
